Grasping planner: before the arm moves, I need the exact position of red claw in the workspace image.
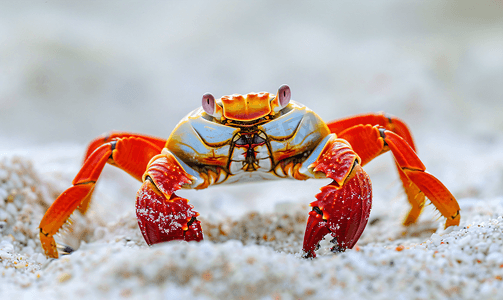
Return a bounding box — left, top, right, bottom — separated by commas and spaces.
136, 181, 202, 245
136, 153, 203, 245
303, 164, 372, 258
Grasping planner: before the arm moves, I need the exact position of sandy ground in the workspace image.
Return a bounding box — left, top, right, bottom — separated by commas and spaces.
1, 1, 503, 299
1, 136, 503, 299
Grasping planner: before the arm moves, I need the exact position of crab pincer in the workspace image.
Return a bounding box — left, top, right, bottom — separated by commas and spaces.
136, 152, 203, 244
302, 139, 372, 258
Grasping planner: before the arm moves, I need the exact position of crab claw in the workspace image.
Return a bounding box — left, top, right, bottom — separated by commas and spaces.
136, 153, 203, 245
136, 180, 202, 245
302, 164, 372, 258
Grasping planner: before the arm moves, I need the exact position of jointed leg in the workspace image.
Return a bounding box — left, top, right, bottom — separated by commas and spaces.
338, 124, 460, 228
328, 113, 427, 226
79, 132, 167, 214
39, 135, 164, 258
83, 132, 167, 164
327, 112, 416, 150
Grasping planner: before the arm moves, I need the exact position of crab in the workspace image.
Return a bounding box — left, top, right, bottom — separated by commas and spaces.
39, 84, 460, 258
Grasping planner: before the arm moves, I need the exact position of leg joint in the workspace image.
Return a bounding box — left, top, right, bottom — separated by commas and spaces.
384, 113, 393, 124
145, 175, 163, 195
108, 141, 117, 160
378, 127, 388, 147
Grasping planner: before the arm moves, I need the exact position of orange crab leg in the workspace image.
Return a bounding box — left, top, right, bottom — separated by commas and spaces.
39, 135, 164, 258
338, 124, 460, 228
328, 113, 426, 225
84, 131, 167, 163
303, 139, 372, 258
136, 151, 203, 245
327, 112, 416, 150
78, 132, 166, 214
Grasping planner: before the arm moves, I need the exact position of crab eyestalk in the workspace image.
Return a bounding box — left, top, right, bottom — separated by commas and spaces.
202, 93, 223, 119
271, 84, 291, 113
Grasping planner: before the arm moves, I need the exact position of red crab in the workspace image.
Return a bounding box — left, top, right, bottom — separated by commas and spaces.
39, 84, 460, 258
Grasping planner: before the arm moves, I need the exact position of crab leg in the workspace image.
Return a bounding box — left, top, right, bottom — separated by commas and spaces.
328, 113, 426, 226
83, 132, 167, 164
39, 135, 164, 258
303, 138, 372, 258
76, 132, 167, 215
337, 124, 460, 228
136, 151, 203, 245
327, 112, 416, 150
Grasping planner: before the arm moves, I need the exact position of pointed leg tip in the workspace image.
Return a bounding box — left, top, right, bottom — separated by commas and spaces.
57, 243, 76, 256
444, 212, 461, 228
40, 232, 59, 259
402, 213, 420, 227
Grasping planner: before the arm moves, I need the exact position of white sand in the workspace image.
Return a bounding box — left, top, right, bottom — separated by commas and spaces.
1, 137, 503, 299
1, 2, 502, 299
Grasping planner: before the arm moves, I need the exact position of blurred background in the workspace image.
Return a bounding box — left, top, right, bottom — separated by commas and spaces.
1, 1, 502, 143
1, 1, 502, 218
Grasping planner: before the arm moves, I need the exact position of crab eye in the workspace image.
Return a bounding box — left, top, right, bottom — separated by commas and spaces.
202, 93, 215, 115
278, 84, 291, 107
